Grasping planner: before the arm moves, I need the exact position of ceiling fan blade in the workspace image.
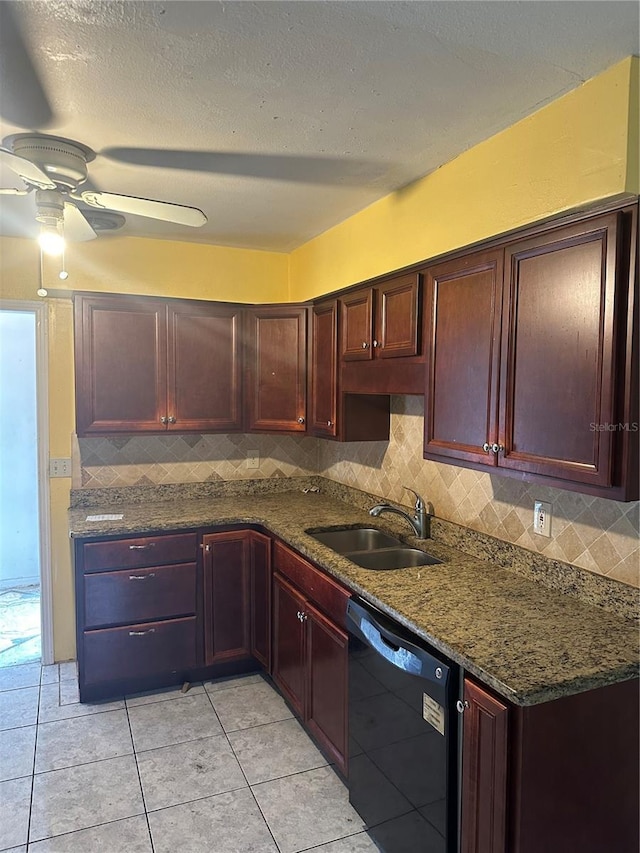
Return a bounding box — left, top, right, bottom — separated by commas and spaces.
0, 147, 56, 189
0, 3, 56, 128
101, 148, 387, 187
64, 202, 97, 242
75, 191, 207, 227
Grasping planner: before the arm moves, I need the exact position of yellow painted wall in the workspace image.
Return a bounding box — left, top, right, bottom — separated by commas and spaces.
289, 57, 637, 301
0, 237, 288, 660
626, 57, 639, 195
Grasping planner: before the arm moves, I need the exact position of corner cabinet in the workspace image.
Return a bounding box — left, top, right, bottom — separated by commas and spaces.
74, 294, 243, 435
424, 208, 639, 499
272, 541, 350, 775
202, 529, 272, 670
244, 305, 308, 433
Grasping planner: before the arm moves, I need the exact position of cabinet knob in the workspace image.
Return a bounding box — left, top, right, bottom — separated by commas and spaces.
327, 420, 333, 427
297, 417, 305, 424
482, 442, 491, 453
200, 543, 211, 552
168, 416, 176, 424
456, 700, 470, 714
160, 416, 168, 424
491, 443, 504, 454
373, 339, 380, 348
297, 610, 307, 622
361, 341, 369, 349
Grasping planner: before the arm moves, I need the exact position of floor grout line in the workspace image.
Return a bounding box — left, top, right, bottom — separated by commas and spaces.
125, 694, 156, 853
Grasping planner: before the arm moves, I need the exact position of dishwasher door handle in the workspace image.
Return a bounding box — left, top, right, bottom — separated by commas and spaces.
360, 617, 423, 675
347, 597, 450, 687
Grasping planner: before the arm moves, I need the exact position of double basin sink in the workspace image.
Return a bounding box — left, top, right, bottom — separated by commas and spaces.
307, 526, 442, 571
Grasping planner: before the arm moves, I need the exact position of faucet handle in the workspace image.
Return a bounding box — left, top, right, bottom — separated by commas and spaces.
403, 486, 425, 511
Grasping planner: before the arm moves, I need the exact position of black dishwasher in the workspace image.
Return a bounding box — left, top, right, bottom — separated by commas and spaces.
346, 596, 460, 853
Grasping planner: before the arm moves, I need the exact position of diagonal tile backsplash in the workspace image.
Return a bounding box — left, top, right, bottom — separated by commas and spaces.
76, 396, 639, 588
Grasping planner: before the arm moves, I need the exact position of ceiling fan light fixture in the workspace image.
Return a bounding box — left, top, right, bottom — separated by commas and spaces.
38, 222, 65, 256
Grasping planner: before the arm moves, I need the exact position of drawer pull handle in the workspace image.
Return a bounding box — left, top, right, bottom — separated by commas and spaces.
129, 629, 156, 636
129, 544, 155, 550
129, 573, 155, 580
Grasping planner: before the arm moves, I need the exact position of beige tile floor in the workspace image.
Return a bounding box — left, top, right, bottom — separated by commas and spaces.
0, 662, 379, 852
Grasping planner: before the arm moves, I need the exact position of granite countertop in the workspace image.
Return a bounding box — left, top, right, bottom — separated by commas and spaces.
69, 489, 639, 707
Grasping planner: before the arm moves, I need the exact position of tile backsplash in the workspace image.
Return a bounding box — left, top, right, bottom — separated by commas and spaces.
76, 396, 639, 588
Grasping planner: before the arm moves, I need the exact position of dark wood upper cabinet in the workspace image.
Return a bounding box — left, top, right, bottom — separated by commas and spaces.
425, 250, 503, 465
340, 273, 421, 362
245, 305, 307, 432
75, 294, 167, 434
424, 207, 638, 499
461, 679, 509, 853
202, 531, 251, 666
75, 294, 242, 435
310, 300, 338, 437
340, 288, 374, 360
375, 274, 421, 357
167, 301, 242, 432
498, 213, 620, 487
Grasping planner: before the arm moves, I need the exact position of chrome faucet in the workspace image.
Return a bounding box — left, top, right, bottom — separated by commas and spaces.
369, 487, 430, 539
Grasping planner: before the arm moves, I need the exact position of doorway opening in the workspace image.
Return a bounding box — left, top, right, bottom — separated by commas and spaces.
0, 302, 52, 667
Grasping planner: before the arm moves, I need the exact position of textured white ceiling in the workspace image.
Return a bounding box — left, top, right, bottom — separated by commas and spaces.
0, 1, 638, 251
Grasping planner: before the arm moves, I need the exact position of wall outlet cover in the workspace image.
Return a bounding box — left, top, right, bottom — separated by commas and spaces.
533, 500, 552, 537
246, 450, 260, 469
49, 458, 72, 478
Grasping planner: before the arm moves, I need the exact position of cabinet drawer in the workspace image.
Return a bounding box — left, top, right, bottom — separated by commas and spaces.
82, 533, 198, 572
83, 617, 197, 685
84, 562, 197, 629
273, 541, 350, 627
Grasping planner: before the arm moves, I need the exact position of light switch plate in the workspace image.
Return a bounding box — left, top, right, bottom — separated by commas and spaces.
50, 458, 72, 478
533, 500, 552, 537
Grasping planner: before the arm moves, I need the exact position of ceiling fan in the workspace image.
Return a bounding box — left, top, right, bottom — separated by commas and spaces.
0, 133, 207, 253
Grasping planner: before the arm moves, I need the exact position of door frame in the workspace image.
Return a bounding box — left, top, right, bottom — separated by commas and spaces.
0, 299, 54, 665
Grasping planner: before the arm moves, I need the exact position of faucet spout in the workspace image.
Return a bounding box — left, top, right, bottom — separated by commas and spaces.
369, 487, 430, 538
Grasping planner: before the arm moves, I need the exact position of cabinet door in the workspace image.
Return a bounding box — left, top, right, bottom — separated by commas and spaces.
374, 273, 421, 358
424, 251, 503, 464
75, 294, 167, 434
167, 301, 242, 432
249, 531, 272, 672
499, 213, 621, 486
461, 679, 509, 853
202, 531, 251, 666
245, 306, 307, 432
340, 289, 373, 361
310, 300, 338, 437
306, 603, 348, 776
272, 572, 306, 717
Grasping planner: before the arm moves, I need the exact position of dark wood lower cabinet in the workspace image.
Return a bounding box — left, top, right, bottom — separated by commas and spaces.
306, 604, 348, 771
461, 676, 640, 853
461, 679, 509, 853
272, 545, 350, 776
202, 531, 251, 665
249, 531, 272, 672
272, 573, 307, 718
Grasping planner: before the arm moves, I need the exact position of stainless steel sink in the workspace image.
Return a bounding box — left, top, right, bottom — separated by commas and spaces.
345, 548, 442, 570
309, 527, 402, 553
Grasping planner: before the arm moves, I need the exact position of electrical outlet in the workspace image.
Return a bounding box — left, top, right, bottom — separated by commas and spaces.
246, 450, 260, 469
533, 500, 552, 537
49, 458, 72, 478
